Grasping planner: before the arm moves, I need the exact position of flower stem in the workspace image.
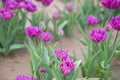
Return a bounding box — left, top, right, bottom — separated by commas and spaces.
42, 31, 45, 54
64, 75, 66, 80
113, 31, 119, 48
108, 31, 119, 63
60, 35, 63, 61
94, 43, 97, 54
104, 10, 113, 27
60, 36, 63, 51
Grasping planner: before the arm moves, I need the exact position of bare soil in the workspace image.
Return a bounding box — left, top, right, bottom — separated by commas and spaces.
112, 57, 120, 80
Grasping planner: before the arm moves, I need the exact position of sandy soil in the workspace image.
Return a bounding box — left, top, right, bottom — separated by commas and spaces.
112, 57, 120, 80
0, 49, 30, 80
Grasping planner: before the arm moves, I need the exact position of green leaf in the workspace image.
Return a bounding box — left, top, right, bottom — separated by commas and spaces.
80, 78, 87, 80
74, 60, 81, 71
52, 78, 57, 80
25, 38, 42, 75
70, 68, 80, 80
87, 78, 100, 80
79, 78, 100, 80
30, 60, 34, 77
78, 25, 88, 41
0, 25, 6, 47
53, 67, 62, 80
78, 38, 87, 46
59, 20, 68, 29
10, 44, 25, 50
91, 49, 101, 62
79, 46, 87, 62
43, 46, 50, 64
41, 63, 53, 79
37, 70, 46, 80
100, 61, 110, 69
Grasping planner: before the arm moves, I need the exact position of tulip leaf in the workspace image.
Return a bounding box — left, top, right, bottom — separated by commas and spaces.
74, 60, 81, 71
10, 44, 25, 50
59, 20, 68, 29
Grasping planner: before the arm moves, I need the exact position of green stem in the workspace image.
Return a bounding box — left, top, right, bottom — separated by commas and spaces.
104, 10, 113, 27
41, 31, 45, 55
94, 43, 97, 54
60, 36, 63, 51
64, 75, 66, 80
113, 31, 119, 49
108, 31, 119, 63
60, 35, 63, 61
54, 20, 58, 40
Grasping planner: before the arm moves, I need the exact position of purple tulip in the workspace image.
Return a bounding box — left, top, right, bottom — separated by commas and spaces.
60, 57, 75, 75
4, 0, 19, 10
35, 0, 41, 1
53, 12, 61, 20
90, 28, 107, 43
110, 16, 120, 30
86, 15, 99, 25
100, 0, 120, 9
17, 3, 25, 9
55, 49, 68, 60
39, 67, 46, 73
39, 31, 53, 42
15, 0, 25, 3
40, 0, 53, 6
15, 75, 31, 80
24, 1, 37, 12
0, 8, 14, 20
15, 75, 36, 80
25, 26, 42, 38
106, 23, 112, 31
66, 2, 74, 12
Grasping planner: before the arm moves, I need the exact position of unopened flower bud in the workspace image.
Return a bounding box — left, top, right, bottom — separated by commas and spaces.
39, 67, 46, 73
39, 21, 46, 30
106, 23, 112, 31
57, 27, 64, 36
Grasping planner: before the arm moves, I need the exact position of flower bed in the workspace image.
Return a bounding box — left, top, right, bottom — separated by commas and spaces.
0, 0, 120, 80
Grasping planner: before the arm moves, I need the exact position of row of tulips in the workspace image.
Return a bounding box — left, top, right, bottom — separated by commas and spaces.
0, 0, 120, 80
15, 0, 120, 80
0, 0, 55, 55
0, 0, 38, 55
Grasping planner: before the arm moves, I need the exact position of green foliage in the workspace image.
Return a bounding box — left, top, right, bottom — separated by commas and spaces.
50, 17, 68, 40
79, 28, 119, 80
63, 12, 79, 37
25, 37, 83, 80
26, 37, 55, 80
78, 0, 109, 30
61, 0, 73, 3
15, 10, 27, 42
28, 11, 50, 31
54, 2, 79, 37
80, 78, 100, 80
